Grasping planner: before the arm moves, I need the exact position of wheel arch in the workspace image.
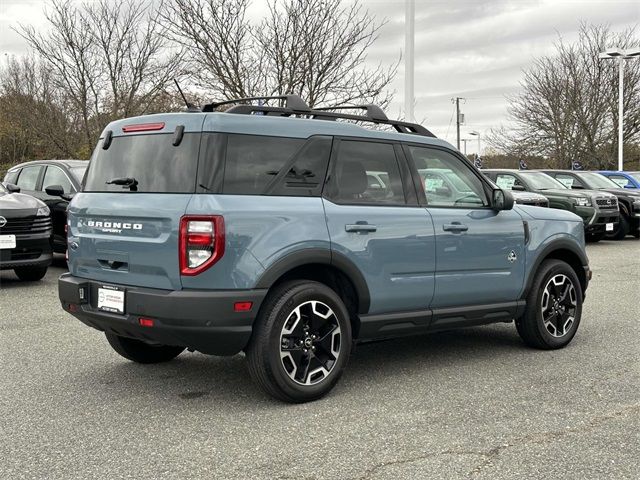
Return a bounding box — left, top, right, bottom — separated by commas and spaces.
523, 240, 589, 298
255, 249, 371, 337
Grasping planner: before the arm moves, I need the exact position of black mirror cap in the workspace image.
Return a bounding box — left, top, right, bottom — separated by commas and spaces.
5, 183, 20, 193
493, 188, 514, 211
512, 184, 526, 191
45, 185, 65, 197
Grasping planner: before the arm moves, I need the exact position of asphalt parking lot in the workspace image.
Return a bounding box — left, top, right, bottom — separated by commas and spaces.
1, 240, 639, 480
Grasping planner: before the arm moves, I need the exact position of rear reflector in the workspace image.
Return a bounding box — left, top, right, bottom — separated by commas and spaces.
234, 302, 253, 312
122, 122, 165, 133
139, 318, 155, 327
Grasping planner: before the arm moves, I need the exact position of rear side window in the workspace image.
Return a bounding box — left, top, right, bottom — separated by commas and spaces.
198, 133, 331, 196
84, 133, 199, 193
222, 134, 303, 194
326, 140, 406, 205
16, 166, 42, 191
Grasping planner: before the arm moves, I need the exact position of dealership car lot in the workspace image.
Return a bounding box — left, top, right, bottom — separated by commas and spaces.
1, 242, 638, 480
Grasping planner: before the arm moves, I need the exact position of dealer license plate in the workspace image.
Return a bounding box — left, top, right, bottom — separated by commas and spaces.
605, 223, 614, 232
97, 285, 125, 314
0, 235, 16, 249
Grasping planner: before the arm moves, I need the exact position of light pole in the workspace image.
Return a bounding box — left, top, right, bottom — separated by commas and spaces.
404, 0, 415, 122
599, 47, 640, 171
469, 131, 481, 156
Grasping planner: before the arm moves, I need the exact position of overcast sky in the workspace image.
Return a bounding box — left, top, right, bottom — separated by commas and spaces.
1, 0, 638, 152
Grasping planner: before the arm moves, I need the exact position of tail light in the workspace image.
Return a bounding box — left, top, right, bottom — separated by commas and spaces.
179, 215, 225, 276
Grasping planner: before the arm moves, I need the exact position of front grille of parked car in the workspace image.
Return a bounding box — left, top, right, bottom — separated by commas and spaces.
0, 216, 52, 235
595, 197, 618, 209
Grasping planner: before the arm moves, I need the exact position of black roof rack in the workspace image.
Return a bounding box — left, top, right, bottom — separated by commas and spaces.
202, 96, 435, 138
202, 95, 310, 112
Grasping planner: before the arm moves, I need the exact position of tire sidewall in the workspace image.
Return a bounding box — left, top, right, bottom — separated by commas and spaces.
263, 282, 352, 401
529, 261, 583, 348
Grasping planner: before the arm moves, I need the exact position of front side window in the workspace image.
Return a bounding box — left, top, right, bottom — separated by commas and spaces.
408, 146, 486, 207
327, 140, 405, 205
16, 166, 41, 191
42, 166, 73, 193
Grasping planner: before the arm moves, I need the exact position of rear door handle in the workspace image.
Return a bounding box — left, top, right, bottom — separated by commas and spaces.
442, 223, 468, 233
345, 223, 377, 233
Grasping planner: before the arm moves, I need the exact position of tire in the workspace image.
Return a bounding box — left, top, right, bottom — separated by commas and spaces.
14, 266, 48, 281
585, 232, 604, 243
516, 259, 583, 350
607, 215, 629, 240
246, 280, 352, 403
105, 332, 185, 364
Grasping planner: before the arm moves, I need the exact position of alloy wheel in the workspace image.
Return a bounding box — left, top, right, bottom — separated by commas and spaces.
279, 300, 342, 386
540, 274, 577, 338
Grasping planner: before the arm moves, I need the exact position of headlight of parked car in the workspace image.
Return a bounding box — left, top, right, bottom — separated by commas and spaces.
573, 197, 591, 207
36, 206, 50, 216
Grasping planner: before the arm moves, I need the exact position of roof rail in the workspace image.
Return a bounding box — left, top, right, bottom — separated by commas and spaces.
202, 95, 310, 112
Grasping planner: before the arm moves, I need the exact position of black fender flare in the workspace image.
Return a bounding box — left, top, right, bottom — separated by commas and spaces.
255, 248, 371, 314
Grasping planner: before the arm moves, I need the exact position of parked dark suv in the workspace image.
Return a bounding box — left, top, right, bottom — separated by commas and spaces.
483, 169, 619, 242
4, 160, 88, 253
541, 170, 640, 239
0, 182, 53, 280
58, 96, 590, 402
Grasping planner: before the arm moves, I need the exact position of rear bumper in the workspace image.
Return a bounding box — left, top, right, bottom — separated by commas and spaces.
58, 273, 267, 356
0, 234, 53, 270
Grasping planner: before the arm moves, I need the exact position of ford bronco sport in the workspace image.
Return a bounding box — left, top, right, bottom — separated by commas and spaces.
58, 96, 590, 403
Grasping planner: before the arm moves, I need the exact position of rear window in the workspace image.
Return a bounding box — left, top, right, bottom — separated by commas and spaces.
84, 133, 199, 193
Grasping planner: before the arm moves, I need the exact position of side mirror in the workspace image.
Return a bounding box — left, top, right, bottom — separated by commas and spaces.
571, 185, 584, 189
5, 183, 20, 193
434, 186, 452, 196
512, 184, 526, 191
624, 184, 636, 189
493, 188, 514, 211
45, 185, 65, 197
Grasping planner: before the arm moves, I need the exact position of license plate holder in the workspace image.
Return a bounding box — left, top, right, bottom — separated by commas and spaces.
605, 223, 614, 232
97, 285, 125, 314
0, 235, 16, 250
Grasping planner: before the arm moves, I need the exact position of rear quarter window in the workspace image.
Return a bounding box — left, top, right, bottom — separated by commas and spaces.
84, 133, 199, 193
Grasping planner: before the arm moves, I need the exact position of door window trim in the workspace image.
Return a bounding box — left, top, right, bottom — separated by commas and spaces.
322, 136, 416, 207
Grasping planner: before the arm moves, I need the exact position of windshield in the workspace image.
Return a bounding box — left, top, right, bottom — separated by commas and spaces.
577, 172, 619, 189
70, 166, 87, 183
520, 172, 567, 190
84, 133, 199, 193
0, 183, 7, 194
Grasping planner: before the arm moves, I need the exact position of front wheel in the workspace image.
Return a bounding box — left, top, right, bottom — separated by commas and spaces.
246, 280, 352, 403
14, 266, 48, 281
105, 333, 185, 363
516, 259, 583, 349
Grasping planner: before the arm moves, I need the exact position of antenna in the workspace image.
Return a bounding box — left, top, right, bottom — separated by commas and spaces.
174, 79, 197, 111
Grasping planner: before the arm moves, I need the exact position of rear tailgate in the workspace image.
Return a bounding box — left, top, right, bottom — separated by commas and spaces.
68, 115, 204, 290
68, 194, 190, 290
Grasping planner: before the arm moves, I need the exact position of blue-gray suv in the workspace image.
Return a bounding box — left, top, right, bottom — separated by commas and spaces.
58, 96, 591, 403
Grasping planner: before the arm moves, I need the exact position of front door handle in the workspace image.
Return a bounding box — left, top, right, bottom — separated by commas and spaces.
345, 223, 377, 233
442, 222, 468, 233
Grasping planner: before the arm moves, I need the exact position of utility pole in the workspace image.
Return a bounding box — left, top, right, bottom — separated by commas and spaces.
404, 0, 415, 122
453, 97, 464, 150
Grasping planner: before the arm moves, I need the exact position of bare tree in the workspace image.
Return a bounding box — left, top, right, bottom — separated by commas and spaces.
18, 0, 183, 154
489, 23, 640, 169
162, 0, 397, 108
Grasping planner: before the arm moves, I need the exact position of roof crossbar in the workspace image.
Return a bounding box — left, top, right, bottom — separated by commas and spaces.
313, 104, 388, 121
202, 94, 310, 112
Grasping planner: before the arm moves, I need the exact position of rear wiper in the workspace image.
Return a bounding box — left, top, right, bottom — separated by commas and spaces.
106, 177, 138, 191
